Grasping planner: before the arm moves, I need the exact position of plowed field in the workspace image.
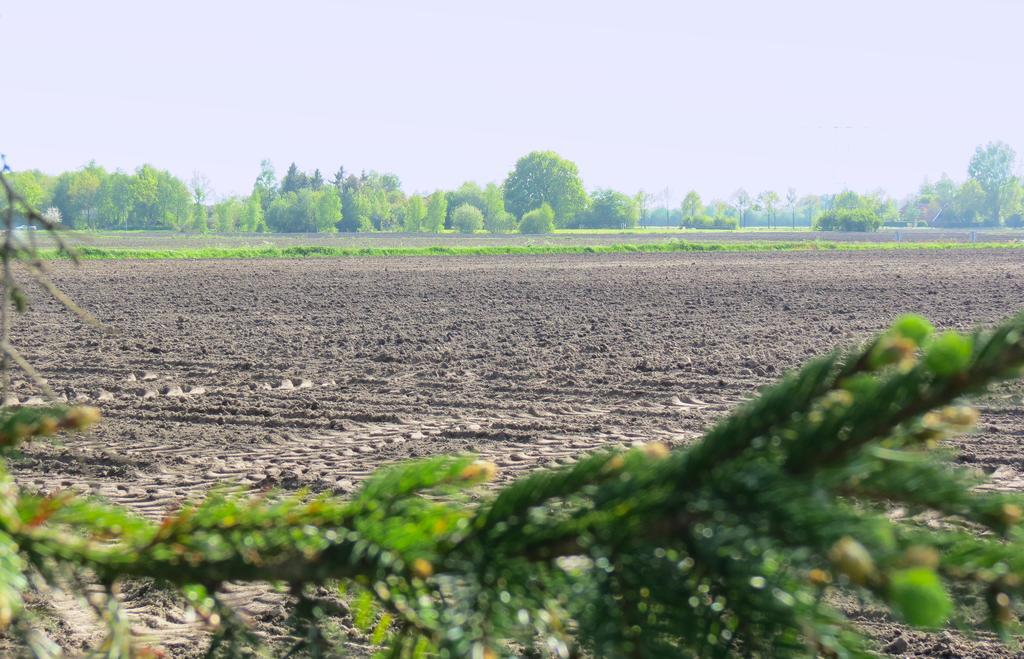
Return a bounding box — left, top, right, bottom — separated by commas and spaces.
7, 249, 1024, 656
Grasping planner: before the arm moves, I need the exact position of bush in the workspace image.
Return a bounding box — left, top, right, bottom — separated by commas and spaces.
518, 202, 555, 234
681, 214, 737, 230
814, 207, 882, 232
574, 189, 639, 229
451, 203, 484, 234
484, 210, 516, 234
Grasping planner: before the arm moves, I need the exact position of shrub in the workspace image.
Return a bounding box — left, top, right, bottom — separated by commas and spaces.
484, 209, 516, 234
518, 202, 555, 234
681, 213, 738, 230
574, 189, 639, 229
450, 203, 484, 234
814, 207, 882, 232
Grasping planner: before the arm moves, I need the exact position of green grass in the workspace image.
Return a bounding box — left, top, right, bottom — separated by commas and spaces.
37, 239, 1024, 261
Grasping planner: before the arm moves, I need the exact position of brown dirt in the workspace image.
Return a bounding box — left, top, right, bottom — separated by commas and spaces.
6, 249, 1024, 656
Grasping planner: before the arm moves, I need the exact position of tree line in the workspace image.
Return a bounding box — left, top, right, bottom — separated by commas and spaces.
2, 142, 1020, 233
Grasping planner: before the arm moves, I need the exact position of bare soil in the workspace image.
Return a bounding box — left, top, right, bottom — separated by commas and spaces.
6, 249, 1024, 656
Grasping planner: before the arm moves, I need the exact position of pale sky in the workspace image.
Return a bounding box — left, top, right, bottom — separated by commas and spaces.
3, 0, 1022, 203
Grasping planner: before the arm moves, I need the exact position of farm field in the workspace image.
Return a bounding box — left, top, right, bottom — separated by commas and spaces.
7, 249, 1024, 656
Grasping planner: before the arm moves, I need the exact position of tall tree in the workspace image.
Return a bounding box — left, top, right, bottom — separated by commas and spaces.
404, 195, 426, 232
680, 190, 702, 221
280, 163, 309, 195
310, 169, 325, 191
189, 172, 212, 206
330, 166, 346, 190
785, 188, 797, 229
968, 141, 1017, 224
423, 191, 447, 233
757, 190, 780, 229
577, 189, 639, 229
502, 151, 588, 226
731, 188, 751, 228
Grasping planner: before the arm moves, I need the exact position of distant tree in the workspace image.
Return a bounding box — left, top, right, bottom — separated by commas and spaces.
254, 159, 277, 213
310, 169, 324, 191
730, 188, 752, 228
503, 151, 588, 226
312, 187, 341, 232
757, 190, 780, 228
680, 190, 702, 223
518, 203, 555, 234
797, 195, 821, 227
451, 203, 484, 234
968, 141, 1016, 224
377, 172, 402, 193
154, 169, 191, 230
447, 182, 487, 223
813, 207, 881, 232
636, 190, 656, 228
190, 172, 212, 206
7, 171, 45, 209
403, 195, 426, 232
213, 198, 244, 232
479, 183, 513, 233
280, 163, 309, 195
97, 173, 134, 230
951, 179, 988, 225
52, 163, 105, 229
423, 191, 447, 233
785, 188, 797, 229
242, 190, 267, 232
192, 203, 209, 233
577, 189, 639, 229
330, 166, 346, 190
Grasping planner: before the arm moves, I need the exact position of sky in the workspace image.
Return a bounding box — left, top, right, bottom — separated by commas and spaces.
3, 0, 1023, 203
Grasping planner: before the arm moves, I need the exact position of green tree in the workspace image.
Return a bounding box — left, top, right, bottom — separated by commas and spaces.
680, 190, 702, 222
403, 195, 426, 232
280, 162, 309, 195
518, 202, 555, 234
481, 183, 514, 233
97, 173, 134, 230
266, 192, 297, 232
451, 203, 484, 233
192, 203, 209, 233
968, 141, 1016, 224
242, 189, 267, 232
7, 172, 44, 209
731, 188, 751, 228
212, 198, 243, 232
423, 191, 447, 233
785, 188, 797, 229
576, 189, 639, 229
952, 179, 988, 225
447, 182, 487, 223
52, 162, 106, 229
503, 151, 588, 226
757, 190, 780, 228
312, 187, 342, 232
254, 159, 277, 213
